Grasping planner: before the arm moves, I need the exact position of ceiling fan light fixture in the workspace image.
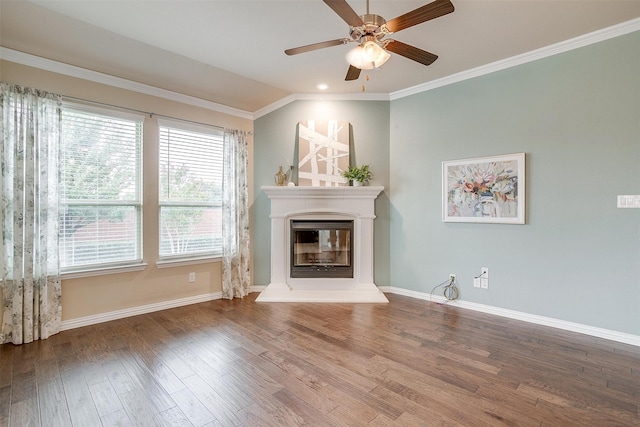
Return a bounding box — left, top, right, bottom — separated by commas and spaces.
346, 40, 390, 70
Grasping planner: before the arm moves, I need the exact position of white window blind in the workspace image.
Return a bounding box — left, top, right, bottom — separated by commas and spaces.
158, 120, 223, 259
60, 105, 143, 270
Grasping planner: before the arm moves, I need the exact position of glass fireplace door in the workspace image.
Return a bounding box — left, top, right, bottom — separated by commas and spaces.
290, 220, 353, 278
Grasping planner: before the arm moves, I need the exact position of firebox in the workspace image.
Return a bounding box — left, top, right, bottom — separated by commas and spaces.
290, 220, 354, 278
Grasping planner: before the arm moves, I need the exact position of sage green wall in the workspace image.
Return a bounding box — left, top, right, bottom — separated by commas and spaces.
253, 100, 391, 287
251, 32, 639, 336
390, 32, 640, 335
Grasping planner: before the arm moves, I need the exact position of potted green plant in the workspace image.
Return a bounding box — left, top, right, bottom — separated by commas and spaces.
342, 165, 373, 186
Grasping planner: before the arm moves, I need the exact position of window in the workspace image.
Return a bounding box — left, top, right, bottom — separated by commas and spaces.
158, 120, 223, 259
60, 105, 143, 270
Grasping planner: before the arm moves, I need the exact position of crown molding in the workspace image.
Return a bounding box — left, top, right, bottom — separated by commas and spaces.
390, 17, 640, 101
0, 47, 254, 120
253, 91, 390, 119
3, 17, 638, 119
255, 18, 640, 116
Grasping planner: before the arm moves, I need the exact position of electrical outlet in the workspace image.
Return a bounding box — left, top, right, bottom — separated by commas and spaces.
188, 272, 195, 283
473, 277, 481, 288
617, 195, 640, 208
481, 267, 489, 279
449, 273, 456, 281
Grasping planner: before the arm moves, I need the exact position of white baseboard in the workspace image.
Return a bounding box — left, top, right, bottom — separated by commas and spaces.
379, 286, 640, 347
60, 285, 639, 347
60, 292, 223, 331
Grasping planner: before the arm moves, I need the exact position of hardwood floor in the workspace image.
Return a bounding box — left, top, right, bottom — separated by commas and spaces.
1, 293, 638, 426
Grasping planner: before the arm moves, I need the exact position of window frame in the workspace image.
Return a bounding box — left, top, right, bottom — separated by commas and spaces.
59, 102, 145, 275
157, 118, 224, 263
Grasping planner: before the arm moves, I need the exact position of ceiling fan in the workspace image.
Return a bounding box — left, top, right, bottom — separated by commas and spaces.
285, 0, 455, 81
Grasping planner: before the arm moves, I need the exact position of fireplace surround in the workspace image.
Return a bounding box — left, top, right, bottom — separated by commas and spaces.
256, 186, 388, 303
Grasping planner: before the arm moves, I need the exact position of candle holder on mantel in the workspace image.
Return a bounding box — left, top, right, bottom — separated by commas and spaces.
274, 166, 287, 186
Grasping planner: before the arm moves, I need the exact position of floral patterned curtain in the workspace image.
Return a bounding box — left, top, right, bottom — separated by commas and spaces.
0, 83, 62, 344
221, 129, 251, 299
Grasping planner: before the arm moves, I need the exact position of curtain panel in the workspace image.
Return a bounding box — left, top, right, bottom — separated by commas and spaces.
0, 83, 62, 345
221, 129, 251, 299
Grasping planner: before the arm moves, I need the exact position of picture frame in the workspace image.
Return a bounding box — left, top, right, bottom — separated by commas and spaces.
442, 153, 525, 224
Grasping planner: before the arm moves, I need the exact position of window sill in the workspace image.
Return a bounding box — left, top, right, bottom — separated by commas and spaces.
61, 263, 148, 280
156, 256, 222, 269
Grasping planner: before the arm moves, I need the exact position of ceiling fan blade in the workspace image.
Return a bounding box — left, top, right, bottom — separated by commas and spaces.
285, 39, 349, 55
345, 65, 361, 81
385, 40, 438, 66
323, 0, 364, 27
384, 0, 454, 33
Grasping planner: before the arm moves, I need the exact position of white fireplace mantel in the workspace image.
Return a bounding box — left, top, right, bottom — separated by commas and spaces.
256, 185, 388, 303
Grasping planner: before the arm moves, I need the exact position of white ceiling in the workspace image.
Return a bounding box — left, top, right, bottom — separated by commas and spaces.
2, 0, 640, 113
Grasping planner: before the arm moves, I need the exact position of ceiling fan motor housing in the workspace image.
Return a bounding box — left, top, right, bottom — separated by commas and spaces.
350, 14, 387, 41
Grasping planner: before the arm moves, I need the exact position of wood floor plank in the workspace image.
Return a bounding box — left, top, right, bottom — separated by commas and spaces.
99, 408, 132, 427
118, 387, 166, 426
368, 384, 462, 426
9, 370, 37, 406
327, 395, 380, 426
378, 366, 540, 426
276, 329, 380, 392
181, 373, 246, 426
37, 378, 72, 427
101, 355, 138, 395
60, 368, 102, 427
0, 385, 11, 426
88, 379, 124, 417
143, 342, 196, 381
240, 400, 294, 427
34, 337, 57, 363
0, 345, 13, 388
78, 357, 111, 386
1, 293, 639, 426
272, 388, 343, 427
9, 397, 40, 427
221, 365, 281, 403
154, 405, 192, 427
271, 348, 404, 421
233, 347, 344, 415
115, 350, 177, 413
170, 387, 217, 426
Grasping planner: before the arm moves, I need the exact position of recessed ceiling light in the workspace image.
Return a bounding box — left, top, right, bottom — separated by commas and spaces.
316, 83, 329, 90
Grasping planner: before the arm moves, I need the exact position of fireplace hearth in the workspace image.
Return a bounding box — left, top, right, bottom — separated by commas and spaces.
256, 186, 388, 303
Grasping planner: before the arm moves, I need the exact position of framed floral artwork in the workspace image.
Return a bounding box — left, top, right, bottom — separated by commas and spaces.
442, 153, 525, 224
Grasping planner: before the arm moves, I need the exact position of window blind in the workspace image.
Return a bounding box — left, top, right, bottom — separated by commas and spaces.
60, 106, 143, 269
158, 121, 223, 258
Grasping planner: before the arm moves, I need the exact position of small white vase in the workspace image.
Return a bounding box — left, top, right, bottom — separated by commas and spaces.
353, 180, 362, 187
